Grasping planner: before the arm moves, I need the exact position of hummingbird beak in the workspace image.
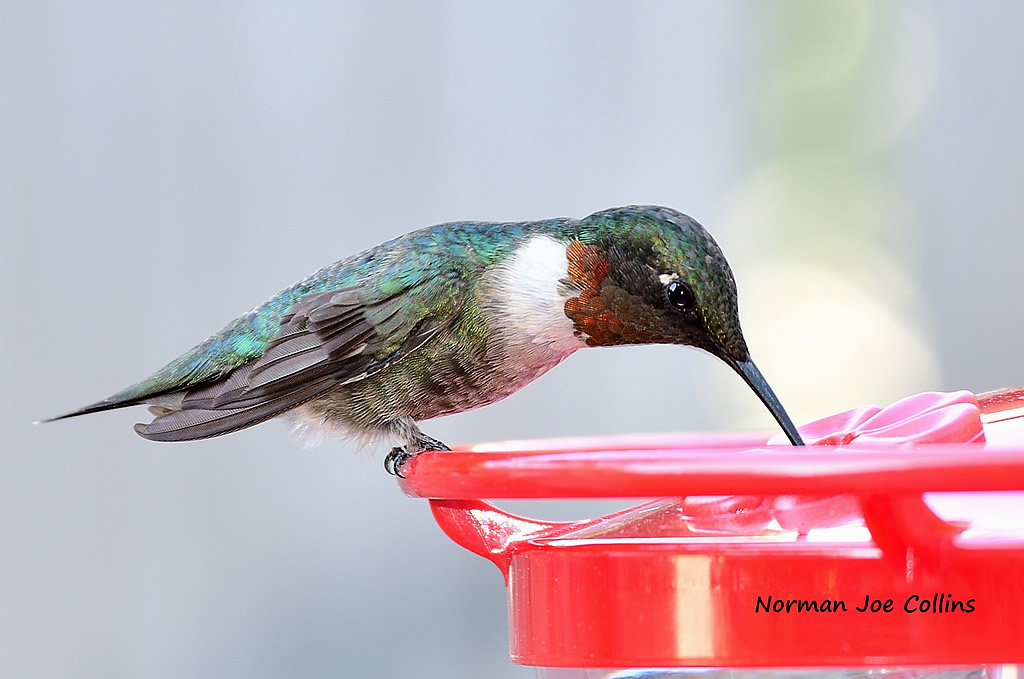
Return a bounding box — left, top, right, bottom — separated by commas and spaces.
720, 354, 805, 446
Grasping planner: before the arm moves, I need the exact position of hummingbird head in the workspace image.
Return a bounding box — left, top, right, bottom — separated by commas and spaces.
569, 205, 804, 445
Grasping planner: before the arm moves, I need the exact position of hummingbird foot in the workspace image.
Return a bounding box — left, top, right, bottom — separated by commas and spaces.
384, 435, 452, 477
416, 434, 452, 453
384, 447, 413, 477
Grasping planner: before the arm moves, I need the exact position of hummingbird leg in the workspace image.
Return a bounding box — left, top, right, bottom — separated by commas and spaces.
384, 433, 452, 477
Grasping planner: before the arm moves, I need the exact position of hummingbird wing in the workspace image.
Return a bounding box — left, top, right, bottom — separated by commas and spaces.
135, 279, 465, 441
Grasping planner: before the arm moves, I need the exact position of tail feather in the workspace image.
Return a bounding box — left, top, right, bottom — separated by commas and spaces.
45, 306, 286, 425
43, 388, 182, 422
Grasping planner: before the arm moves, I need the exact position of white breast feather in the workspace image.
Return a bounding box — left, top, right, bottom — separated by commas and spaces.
492, 235, 586, 355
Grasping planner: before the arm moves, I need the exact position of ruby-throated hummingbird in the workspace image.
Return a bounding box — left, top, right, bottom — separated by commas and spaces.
48, 205, 803, 474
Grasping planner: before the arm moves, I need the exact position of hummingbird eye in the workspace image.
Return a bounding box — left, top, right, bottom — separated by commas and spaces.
665, 279, 696, 312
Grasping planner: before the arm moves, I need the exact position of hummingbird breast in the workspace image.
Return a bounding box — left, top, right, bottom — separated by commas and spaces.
292, 235, 586, 440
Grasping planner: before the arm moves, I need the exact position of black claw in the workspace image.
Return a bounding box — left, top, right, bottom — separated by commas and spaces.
385, 435, 451, 477
385, 446, 413, 478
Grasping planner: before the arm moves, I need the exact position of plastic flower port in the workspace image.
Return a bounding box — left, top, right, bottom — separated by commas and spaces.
684, 390, 986, 534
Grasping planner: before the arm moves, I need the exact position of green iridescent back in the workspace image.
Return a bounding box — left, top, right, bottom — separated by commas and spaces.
107, 217, 578, 406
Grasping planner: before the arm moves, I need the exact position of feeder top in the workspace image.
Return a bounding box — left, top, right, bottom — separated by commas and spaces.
398, 390, 1024, 668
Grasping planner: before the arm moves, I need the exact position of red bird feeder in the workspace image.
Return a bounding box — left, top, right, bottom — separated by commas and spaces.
398, 389, 1024, 677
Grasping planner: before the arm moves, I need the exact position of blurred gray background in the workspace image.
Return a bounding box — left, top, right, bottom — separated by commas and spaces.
2, 1, 1023, 678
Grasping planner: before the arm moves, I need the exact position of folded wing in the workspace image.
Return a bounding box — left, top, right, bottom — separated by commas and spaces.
137, 280, 464, 441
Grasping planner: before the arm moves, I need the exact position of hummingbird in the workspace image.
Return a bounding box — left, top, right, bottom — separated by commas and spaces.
48, 205, 804, 474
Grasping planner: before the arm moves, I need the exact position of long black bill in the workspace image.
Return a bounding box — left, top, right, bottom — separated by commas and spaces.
722, 356, 804, 446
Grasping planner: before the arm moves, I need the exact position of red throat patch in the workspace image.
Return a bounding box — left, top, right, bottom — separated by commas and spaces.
563, 240, 672, 347
563, 241, 622, 346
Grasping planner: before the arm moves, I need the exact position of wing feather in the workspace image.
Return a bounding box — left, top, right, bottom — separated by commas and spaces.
136, 378, 338, 441
138, 274, 466, 440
